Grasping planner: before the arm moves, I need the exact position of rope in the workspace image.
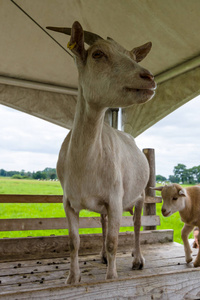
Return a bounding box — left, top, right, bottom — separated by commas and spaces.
10, 0, 73, 58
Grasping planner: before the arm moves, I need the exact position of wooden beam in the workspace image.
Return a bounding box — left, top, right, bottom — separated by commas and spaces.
0, 230, 173, 261
3, 267, 198, 300
145, 195, 162, 203
0, 216, 160, 231
0, 194, 161, 204
0, 194, 63, 203
143, 148, 156, 230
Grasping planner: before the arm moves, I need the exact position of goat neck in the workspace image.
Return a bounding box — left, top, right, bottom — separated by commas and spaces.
70, 84, 107, 151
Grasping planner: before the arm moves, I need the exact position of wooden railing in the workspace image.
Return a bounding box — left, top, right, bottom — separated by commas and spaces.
0, 192, 173, 262
0, 194, 161, 232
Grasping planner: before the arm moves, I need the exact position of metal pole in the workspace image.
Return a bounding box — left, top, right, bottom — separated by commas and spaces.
111, 108, 119, 129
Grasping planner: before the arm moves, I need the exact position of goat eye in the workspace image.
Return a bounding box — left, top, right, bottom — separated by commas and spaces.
92, 50, 104, 59
172, 197, 178, 201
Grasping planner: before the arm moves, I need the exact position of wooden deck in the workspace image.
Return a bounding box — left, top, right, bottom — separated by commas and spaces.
0, 242, 199, 299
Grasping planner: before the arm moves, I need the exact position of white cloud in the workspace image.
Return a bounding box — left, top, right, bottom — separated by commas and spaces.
136, 95, 200, 177
0, 105, 68, 171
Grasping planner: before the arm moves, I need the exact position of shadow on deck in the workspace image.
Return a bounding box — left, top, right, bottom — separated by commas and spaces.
0, 240, 199, 299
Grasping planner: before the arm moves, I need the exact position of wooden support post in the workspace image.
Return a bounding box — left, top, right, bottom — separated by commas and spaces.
143, 148, 156, 230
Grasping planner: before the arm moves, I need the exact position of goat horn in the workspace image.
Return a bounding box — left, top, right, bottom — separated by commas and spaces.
46, 26, 103, 45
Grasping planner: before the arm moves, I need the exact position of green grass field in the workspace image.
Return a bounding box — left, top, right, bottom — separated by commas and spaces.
0, 177, 193, 243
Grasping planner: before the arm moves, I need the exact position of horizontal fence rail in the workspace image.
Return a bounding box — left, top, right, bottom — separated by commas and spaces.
0, 195, 63, 203
0, 194, 162, 204
0, 216, 160, 231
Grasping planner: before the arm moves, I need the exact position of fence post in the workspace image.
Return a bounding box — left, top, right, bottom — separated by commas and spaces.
143, 148, 156, 230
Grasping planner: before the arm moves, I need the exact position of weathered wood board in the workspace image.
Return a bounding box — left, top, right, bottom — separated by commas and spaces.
0, 230, 173, 261
0, 194, 161, 203
0, 243, 199, 299
0, 215, 160, 231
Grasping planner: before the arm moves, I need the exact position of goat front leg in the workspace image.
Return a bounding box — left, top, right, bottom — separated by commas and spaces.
181, 224, 193, 264
193, 229, 200, 267
100, 214, 107, 264
132, 193, 145, 270
64, 198, 81, 284
106, 204, 122, 279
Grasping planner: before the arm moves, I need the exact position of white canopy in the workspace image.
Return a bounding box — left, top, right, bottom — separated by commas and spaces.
1, 0, 200, 136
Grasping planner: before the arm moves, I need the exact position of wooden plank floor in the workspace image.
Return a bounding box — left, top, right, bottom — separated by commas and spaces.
0, 242, 199, 299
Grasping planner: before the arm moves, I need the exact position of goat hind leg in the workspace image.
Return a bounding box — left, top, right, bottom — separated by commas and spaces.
64, 198, 81, 284
193, 229, 200, 267
132, 194, 145, 270
100, 214, 107, 264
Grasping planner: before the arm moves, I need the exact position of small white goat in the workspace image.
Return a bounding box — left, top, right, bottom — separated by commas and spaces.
152, 184, 200, 267
47, 21, 156, 284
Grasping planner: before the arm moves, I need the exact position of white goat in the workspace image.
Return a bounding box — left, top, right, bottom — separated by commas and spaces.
47, 21, 156, 284
152, 184, 200, 267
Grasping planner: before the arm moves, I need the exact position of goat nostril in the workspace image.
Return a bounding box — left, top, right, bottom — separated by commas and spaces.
140, 72, 154, 81
162, 208, 166, 214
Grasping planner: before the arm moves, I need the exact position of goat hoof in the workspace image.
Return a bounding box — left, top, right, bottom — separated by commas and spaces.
132, 257, 145, 270
66, 272, 81, 285
193, 260, 200, 268
106, 272, 118, 280
186, 256, 193, 264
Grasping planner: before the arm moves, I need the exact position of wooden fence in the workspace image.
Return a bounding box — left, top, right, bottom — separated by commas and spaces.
0, 190, 172, 263
0, 194, 161, 232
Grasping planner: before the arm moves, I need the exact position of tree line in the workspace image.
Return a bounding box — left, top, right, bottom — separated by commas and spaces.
156, 163, 200, 184
1, 163, 200, 184
0, 168, 57, 180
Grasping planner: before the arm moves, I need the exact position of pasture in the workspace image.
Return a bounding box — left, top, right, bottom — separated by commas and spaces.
0, 177, 193, 243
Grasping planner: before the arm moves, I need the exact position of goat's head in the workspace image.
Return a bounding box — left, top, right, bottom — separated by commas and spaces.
47, 21, 156, 108
151, 184, 186, 217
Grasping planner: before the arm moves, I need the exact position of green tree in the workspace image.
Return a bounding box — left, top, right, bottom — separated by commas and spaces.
191, 166, 200, 183
33, 171, 43, 180
156, 175, 167, 182
0, 169, 7, 176
168, 175, 179, 183
187, 168, 195, 184
173, 164, 187, 183
196, 166, 200, 183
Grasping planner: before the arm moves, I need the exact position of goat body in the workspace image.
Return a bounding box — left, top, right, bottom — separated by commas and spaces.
153, 184, 200, 267
48, 21, 156, 284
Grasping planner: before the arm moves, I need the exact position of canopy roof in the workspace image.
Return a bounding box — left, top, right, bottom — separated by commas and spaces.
1, 0, 200, 136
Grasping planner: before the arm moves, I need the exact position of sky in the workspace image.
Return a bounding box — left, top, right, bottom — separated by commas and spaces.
0, 95, 200, 178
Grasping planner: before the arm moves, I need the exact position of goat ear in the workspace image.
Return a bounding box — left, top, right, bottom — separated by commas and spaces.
131, 42, 152, 62
68, 21, 87, 62
47, 21, 87, 62
179, 189, 186, 197
150, 186, 164, 192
